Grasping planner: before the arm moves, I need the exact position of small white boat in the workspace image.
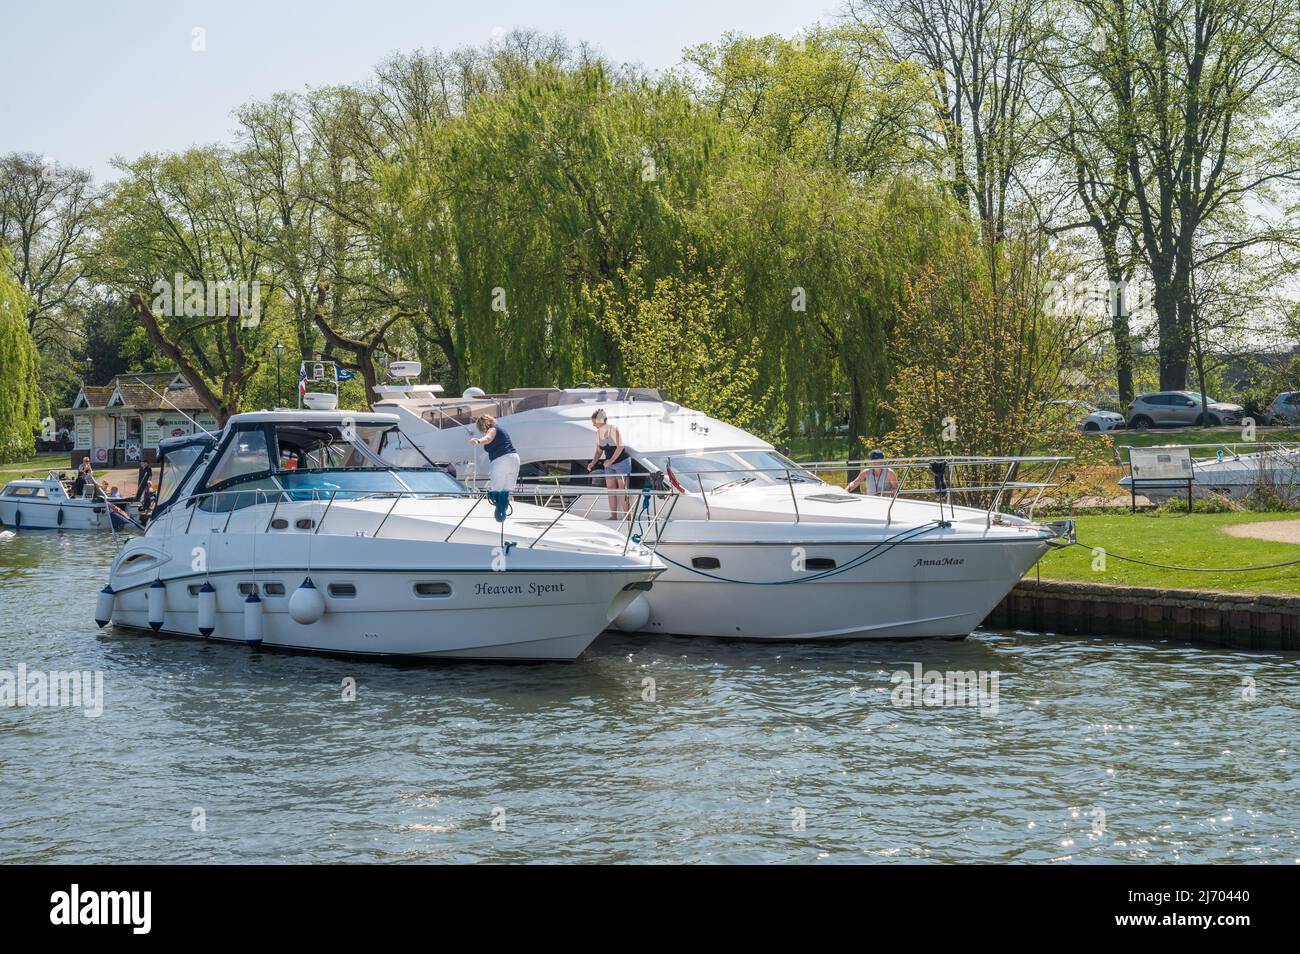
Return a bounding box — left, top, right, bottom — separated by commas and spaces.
0, 472, 118, 530
1119, 444, 1300, 503
100, 410, 663, 661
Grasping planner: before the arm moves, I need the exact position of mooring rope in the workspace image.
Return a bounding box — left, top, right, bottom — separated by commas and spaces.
655, 520, 943, 585
1069, 540, 1300, 573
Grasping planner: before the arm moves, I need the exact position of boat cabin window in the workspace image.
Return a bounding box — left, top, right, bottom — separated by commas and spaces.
273, 423, 389, 470
2, 485, 48, 497
204, 430, 272, 489
645, 450, 817, 492
158, 442, 210, 506
519, 459, 598, 484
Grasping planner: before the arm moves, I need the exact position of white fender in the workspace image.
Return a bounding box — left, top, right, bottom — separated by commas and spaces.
197, 581, 217, 637
243, 591, 263, 647
288, 577, 325, 624
94, 583, 115, 628
147, 578, 166, 631
612, 592, 651, 632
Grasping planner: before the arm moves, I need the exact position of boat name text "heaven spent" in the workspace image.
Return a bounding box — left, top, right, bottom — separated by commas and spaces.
474, 581, 567, 597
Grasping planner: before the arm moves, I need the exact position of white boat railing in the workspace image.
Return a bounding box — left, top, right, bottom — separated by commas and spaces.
167, 484, 672, 556
497, 453, 1072, 530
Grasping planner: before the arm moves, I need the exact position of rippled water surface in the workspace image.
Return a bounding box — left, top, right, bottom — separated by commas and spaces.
1, 531, 1297, 863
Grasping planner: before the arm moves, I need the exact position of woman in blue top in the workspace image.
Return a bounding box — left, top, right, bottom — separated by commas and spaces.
470, 414, 520, 492
585, 408, 631, 518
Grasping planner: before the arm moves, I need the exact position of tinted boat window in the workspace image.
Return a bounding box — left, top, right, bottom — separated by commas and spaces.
159, 443, 208, 505
204, 430, 272, 489
396, 470, 465, 494
278, 469, 405, 498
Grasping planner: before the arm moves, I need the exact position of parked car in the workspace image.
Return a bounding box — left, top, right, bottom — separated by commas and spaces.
1047, 400, 1125, 431
1126, 391, 1245, 429
1264, 391, 1300, 425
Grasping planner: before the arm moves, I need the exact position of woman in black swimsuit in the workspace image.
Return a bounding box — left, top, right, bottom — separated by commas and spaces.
586, 408, 631, 518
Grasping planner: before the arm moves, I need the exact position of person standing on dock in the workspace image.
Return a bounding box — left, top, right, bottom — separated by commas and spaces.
469, 414, 521, 492
135, 457, 153, 503
846, 450, 899, 497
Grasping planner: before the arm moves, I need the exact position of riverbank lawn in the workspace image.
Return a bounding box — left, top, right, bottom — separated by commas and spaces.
0, 452, 70, 476
1034, 511, 1300, 595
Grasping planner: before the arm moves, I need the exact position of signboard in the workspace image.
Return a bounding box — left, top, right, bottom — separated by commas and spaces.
125, 438, 141, 462
1130, 447, 1193, 481
74, 417, 91, 451
94, 447, 109, 464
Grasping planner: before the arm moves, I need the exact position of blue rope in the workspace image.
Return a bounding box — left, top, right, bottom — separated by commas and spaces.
486, 490, 512, 523
654, 520, 942, 585
631, 485, 651, 542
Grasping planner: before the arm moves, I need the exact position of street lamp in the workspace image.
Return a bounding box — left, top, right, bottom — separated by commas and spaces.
273, 341, 285, 408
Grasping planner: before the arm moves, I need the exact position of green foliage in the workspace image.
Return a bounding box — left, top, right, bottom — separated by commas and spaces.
582, 249, 768, 433
880, 233, 1091, 462
0, 247, 41, 462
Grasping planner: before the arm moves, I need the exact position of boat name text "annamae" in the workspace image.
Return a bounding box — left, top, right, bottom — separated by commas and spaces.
912, 557, 965, 568
475, 581, 567, 597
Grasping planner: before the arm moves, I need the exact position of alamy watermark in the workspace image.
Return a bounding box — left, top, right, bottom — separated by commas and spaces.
151, 273, 262, 327
891, 664, 999, 717
1, 664, 104, 717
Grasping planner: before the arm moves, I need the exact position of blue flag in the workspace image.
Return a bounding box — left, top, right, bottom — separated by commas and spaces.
335, 367, 357, 382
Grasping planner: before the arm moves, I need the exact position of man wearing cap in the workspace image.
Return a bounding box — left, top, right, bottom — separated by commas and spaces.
846, 449, 899, 497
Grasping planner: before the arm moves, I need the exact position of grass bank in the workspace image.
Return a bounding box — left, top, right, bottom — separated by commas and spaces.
0, 452, 72, 476
1035, 511, 1300, 595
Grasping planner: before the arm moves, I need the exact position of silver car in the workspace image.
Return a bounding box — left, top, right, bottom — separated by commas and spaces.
1265, 392, 1300, 425
1126, 391, 1244, 429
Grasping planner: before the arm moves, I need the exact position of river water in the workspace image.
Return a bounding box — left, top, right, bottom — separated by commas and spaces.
1, 531, 1296, 863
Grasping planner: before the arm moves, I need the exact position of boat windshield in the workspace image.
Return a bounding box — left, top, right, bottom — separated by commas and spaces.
158, 442, 210, 505
277, 468, 463, 499
643, 450, 818, 492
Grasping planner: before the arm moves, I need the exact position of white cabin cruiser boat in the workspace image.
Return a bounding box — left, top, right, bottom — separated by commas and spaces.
99, 410, 663, 661
0, 472, 125, 530
376, 382, 1073, 641
1119, 443, 1300, 503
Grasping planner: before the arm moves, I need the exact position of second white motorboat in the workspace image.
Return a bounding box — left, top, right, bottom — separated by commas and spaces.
0, 472, 130, 530
1119, 443, 1300, 503
376, 382, 1074, 641
99, 410, 663, 660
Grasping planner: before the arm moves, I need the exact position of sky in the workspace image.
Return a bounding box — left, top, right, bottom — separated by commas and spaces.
0, 0, 827, 182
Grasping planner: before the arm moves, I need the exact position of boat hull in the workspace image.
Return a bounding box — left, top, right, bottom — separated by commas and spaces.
0, 498, 108, 530
107, 565, 653, 661
637, 534, 1051, 640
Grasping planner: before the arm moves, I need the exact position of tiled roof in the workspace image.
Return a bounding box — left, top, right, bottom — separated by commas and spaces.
111, 383, 205, 410
79, 386, 113, 408
65, 372, 208, 413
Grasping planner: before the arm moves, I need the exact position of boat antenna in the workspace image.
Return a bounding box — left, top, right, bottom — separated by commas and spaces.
123, 375, 216, 437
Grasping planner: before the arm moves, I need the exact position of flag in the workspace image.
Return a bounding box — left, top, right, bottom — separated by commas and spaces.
298, 366, 307, 395
335, 367, 357, 382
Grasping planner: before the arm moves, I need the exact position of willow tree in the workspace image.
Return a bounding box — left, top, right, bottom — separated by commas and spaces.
430, 61, 719, 391
686, 27, 930, 446
0, 247, 41, 462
